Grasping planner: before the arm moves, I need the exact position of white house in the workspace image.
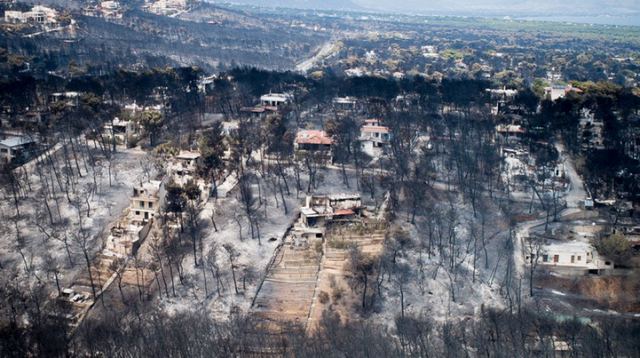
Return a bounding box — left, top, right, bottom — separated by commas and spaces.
544, 84, 583, 101
169, 150, 202, 181
260, 93, 292, 109
129, 181, 163, 225
4, 11, 25, 23
526, 240, 613, 274
148, 0, 187, 15
0, 136, 36, 163
332, 97, 357, 111
360, 119, 391, 158
5, 6, 59, 25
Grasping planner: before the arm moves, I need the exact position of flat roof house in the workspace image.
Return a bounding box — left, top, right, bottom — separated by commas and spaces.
169, 150, 202, 180
300, 194, 362, 229
260, 93, 292, 109
0, 136, 36, 163
129, 181, 163, 225
360, 119, 391, 158
526, 240, 613, 275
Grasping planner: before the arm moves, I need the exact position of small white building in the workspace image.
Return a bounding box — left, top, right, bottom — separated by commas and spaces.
526, 240, 613, 274
101, 1, 120, 11
0, 136, 36, 163
496, 124, 526, 138
50, 92, 81, 107
544, 84, 583, 101
129, 181, 163, 224
360, 119, 391, 158
5, 6, 59, 25
4, 11, 26, 23
332, 97, 357, 111
260, 93, 292, 109
147, 0, 187, 15
169, 150, 202, 181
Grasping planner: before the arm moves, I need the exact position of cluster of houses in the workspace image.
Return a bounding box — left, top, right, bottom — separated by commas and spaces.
145, 0, 189, 16
4, 5, 59, 25
105, 149, 204, 256
83, 1, 123, 19
292, 119, 392, 163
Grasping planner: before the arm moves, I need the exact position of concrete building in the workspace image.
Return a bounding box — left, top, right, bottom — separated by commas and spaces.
578, 109, 605, 151
332, 97, 358, 111
103, 117, 137, 146
147, 0, 187, 15
526, 240, 613, 275
0, 136, 36, 163
169, 150, 202, 182
294, 130, 333, 160
360, 119, 391, 158
129, 181, 163, 225
496, 124, 526, 139
300, 194, 362, 229
260, 93, 292, 109
4, 5, 58, 25
544, 84, 583, 101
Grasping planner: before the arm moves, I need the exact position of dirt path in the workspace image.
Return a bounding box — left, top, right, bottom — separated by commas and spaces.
251, 234, 321, 330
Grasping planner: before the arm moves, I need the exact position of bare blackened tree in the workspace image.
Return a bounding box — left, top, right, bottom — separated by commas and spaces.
526, 236, 545, 297
223, 244, 240, 295
391, 263, 412, 318
237, 173, 259, 243
348, 244, 377, 311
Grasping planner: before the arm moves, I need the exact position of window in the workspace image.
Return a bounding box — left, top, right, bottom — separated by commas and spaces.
542, 255, 548, 262
577, 256, 581, 261
571, 255, 575, 263
553, 255, 559, 263
148, 202, 153, 209
139, 201, 144, 208
135, 211, 140, 215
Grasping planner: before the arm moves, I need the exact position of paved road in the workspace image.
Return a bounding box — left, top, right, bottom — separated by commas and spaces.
555, 142, 586, 208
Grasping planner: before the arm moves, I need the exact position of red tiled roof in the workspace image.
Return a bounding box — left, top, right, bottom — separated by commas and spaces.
334, 209, 355, 216
295, 130, 333, 145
